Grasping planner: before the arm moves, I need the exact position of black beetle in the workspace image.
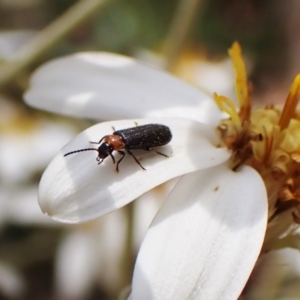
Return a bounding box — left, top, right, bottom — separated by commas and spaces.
64, 124, 172, 172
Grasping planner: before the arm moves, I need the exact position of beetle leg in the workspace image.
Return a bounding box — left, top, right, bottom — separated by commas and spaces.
126, 149, 146, 170
109, 152, 116, 164
116, 151, 125, 172
90, 136, 106, 145
143, 148, 169, 158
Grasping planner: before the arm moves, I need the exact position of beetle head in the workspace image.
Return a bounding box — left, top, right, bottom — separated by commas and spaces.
96, 143, 114, 163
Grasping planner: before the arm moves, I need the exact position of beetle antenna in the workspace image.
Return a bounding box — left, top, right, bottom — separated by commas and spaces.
64, 148, 98, 157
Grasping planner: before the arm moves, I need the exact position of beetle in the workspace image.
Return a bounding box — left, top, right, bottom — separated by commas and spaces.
64, 123, 172, 172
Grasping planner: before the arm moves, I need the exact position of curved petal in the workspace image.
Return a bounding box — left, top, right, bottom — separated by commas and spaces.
131, 164, 268, 300
38, 118, 230, 223
24, 52, 222, 126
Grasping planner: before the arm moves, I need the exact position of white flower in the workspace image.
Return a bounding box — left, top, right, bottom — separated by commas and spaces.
0, 30, 36, 60
24, 50, 268, 299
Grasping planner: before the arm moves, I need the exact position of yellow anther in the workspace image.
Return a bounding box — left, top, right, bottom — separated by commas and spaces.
214, 92, 241, 130
279, 74, 300, 130
228, 42, 251, 122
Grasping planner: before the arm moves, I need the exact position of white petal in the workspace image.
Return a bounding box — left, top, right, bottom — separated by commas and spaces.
24, 52, 222, 126
133, 180, 177, 248
0, 120, 76, 183
0, 30, 36, 59
5, 187, 55, 226
55, 230, 97, 299
38, 118, 230, 223
95, 210, 127, 295
0, 262, 25, 299
131, 164, 268, 300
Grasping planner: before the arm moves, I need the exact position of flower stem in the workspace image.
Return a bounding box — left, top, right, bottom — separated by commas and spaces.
122, 201, 135, 287
163, 0, 206, 71
0, 0, 110, 89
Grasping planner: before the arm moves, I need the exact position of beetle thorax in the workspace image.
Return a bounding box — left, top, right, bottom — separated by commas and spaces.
104, 135, 125, 150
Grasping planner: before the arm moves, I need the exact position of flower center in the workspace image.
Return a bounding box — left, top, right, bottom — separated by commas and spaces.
214, 42, 300, 242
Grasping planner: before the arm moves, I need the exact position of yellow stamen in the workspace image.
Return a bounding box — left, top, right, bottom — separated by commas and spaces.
279, 74, 300, 130
214, 92, 241, 130
216, 42, 300, 246
228, 42, 251, 122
